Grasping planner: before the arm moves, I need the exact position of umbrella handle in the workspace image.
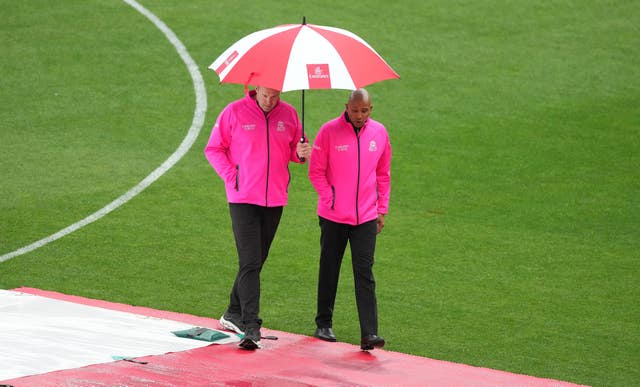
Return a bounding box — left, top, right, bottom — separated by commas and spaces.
299, 88, 306, 162
299, 136, 306, 162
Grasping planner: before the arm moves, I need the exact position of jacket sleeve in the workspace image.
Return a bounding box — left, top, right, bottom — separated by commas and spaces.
376, 131, 392, 214
308, 126, 333, 207
204, 107, 237, 187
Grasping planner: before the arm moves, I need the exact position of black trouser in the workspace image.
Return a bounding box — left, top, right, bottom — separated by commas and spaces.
227, 203, 283, 328
315, 216, 378, 337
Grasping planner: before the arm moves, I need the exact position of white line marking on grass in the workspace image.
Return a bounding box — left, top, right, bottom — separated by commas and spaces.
0, 0, 207, 263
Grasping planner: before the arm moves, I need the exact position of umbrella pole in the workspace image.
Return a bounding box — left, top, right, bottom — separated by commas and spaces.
301, 16, 307, 144
299, 16, 307, 161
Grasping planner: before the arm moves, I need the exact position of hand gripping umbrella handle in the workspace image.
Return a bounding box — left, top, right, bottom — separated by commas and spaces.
299, 136, 306, 162
299, 87, 306, 162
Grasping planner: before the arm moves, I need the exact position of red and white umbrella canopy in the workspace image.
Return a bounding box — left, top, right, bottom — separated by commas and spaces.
210, 23, 399, 92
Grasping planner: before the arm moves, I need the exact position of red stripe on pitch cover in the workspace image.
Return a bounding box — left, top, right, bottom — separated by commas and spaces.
2, 287, 587, 387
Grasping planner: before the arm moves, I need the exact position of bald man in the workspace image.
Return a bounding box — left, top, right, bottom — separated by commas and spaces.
308, 88, 392, 350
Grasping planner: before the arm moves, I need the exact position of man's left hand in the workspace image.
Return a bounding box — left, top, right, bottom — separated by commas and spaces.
376, 214, 385, 234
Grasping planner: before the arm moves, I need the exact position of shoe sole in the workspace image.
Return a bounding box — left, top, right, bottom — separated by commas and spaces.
238, 338, 260, 350
314, 334, 337, 342
361, 340, 385, 351
219, 315, 244, 335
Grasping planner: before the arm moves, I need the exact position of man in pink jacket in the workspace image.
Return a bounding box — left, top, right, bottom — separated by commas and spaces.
205, 86, 311, 350
308, 88, 391, 351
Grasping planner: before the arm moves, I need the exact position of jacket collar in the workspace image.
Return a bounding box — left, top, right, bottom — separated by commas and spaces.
343, 111, 368, 133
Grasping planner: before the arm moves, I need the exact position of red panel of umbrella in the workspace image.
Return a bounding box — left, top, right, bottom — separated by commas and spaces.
209, 17, 399, 138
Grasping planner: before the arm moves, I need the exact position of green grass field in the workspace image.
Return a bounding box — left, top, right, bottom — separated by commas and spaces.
1, 1, 638, 385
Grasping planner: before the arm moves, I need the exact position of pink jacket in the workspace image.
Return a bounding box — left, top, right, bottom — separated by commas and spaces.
309, 113, 392, 225
204, 91, 304, 207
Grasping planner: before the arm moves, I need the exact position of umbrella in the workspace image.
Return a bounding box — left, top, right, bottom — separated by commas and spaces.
209, 17, 399, 140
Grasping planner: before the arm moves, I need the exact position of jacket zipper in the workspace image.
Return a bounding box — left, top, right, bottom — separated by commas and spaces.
235, 164, 240, 191
355, 131, 361, 224
265, 117, 270, 206
331, 185, 335, 209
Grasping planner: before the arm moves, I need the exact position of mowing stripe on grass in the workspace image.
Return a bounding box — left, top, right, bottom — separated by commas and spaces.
0, 0, 207, 264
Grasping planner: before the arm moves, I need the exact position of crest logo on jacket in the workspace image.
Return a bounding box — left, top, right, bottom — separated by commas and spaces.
368, 140, 377, 152
276, 121, 285, 132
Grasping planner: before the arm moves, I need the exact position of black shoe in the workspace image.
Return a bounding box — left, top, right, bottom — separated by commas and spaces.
239, 326, 261, 350
219, 311, 245, 335
360, 334, 385, 351
314, 327, 337, 342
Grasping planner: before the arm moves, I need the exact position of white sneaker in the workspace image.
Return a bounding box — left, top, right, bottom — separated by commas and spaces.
219, 313, 244, 335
